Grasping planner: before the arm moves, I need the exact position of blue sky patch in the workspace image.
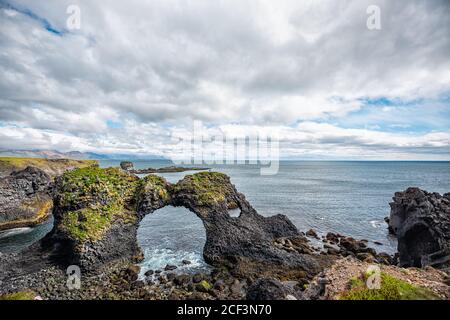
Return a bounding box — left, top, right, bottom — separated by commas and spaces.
106, 120, 123, 129
1, 1, 65, 36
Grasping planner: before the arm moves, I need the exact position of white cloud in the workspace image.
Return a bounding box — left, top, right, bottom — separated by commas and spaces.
0, 0, 449, 159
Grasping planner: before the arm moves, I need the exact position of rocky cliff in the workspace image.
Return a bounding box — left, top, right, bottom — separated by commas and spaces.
388, 187, 450, 270
0, 158, 98, 231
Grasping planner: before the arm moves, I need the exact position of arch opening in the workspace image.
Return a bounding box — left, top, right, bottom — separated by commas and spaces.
404, 223, 439, 267
137, 206, 211, 279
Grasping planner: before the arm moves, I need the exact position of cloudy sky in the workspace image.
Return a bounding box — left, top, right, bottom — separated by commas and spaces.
0, 0, 449, 160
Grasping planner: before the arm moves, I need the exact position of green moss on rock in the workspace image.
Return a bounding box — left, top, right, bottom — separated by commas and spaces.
173, 172, 232, 207
0, 291, 36, 300
341, 272, 440, 300
136, 174, 170, 203
56, 167, 139, 242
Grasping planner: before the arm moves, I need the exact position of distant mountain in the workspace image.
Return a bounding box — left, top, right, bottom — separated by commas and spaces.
0, 149, 166, 160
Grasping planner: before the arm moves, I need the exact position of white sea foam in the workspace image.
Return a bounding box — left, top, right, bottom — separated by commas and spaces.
0, 227, 32, 239
138, 247, 210, 280
370, 220, 383, 229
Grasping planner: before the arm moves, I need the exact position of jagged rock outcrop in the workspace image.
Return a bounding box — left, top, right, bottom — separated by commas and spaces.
0, 167, 53, 231
168, 172, 333, 280
388, 187, 450, 269
2, 168, 333, 281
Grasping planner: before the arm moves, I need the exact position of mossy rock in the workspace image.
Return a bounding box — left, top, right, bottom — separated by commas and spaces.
135, 174, 170, 204
56, 167, 139, 210
0, 291, 36, 300
55, 167, 139, 242
172, 172, 233, 207
341, 272, 440, 300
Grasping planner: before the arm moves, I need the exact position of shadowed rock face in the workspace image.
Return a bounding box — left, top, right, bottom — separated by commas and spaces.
0, 168, 333, 281
388, 188, 450, 269
0, 167, 53, 231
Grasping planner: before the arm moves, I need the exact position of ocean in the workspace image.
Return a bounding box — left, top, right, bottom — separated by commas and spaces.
1, 161, 450, 276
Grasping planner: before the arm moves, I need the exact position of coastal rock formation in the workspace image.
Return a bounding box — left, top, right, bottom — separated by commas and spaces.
4, 168, 333, 280
120, 161, 134, 171
119, 160, 209, 174
0, 167, 53, 231
49, 167, 143, 272
388, 187, 450, 269
168, 172, 333, 280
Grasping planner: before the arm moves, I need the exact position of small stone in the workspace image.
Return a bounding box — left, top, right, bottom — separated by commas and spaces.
174, 275, 190, 286
125, 265, 140, 281
164, 264, 177, 271
182, 260, 192, 265
144, 270, 154, 277
192, 273, 203, 283
306, 229, 319, 239
213, 280, 226, 291
166, 273, 176, 281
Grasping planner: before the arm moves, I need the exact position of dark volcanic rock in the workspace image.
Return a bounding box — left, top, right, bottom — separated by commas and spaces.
164, 264, 177, 271
120, 161, 134, 171
246, 279, 299, 300
0, 166, 53, 231
306, 229, 319, 239
388, 187, 450, 269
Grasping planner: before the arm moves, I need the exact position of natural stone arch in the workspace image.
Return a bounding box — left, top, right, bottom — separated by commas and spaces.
1, 167, 334, 282
136, 205, 208, 273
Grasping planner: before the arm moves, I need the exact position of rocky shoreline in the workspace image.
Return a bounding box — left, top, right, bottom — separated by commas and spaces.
0, 161, 449, 300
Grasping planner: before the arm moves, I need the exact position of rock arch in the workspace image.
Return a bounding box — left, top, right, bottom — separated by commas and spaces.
1, 167, 334, 282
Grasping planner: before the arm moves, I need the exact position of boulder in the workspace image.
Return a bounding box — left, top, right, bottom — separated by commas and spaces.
120, 161, 134, 171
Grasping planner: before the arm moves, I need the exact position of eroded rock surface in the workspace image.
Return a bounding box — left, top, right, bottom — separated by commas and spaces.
0, 167, 53, 231
388, 187, 450, 269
